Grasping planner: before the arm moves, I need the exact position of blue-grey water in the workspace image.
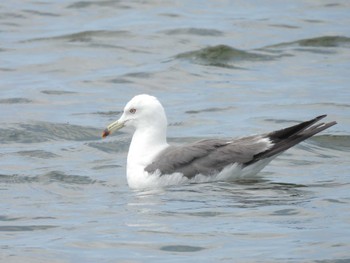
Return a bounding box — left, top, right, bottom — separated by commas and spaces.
1, 1, 350, 262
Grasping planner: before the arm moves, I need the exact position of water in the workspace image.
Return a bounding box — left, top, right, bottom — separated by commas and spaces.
1, 0, 350, 262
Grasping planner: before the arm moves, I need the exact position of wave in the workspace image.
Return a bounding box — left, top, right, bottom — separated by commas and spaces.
67, 0, 126, 9
176, 45, 268, 62
16, 150, 60, 159
41, 90, 77, 95
0, 225, 57, 232
185, 106, 236, 114
0, 122, 101, 144
162, 28, 224, 36
88, 139, 130, 153
0, 98, 34, 104
309, 135, 350, 152
23, 30, 130, 43
175, 44, 275, 68
265, 35, 350, 49
0, 171, 98, 185
175, 35, 349, 68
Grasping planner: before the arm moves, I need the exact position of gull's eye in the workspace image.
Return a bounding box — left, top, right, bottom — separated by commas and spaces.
129, 108, 136, 114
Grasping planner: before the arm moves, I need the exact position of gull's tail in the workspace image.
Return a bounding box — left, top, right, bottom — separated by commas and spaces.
245, 115, 337, 165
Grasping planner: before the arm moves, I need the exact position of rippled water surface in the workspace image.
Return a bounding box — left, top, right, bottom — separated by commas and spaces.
1, 1, 350, 262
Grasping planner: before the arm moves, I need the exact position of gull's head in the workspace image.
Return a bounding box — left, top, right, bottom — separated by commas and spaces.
102, 94, 167, 138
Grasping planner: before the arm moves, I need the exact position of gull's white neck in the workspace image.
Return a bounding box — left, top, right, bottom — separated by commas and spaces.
128, 125, 168, 165
127, 122, 169, 187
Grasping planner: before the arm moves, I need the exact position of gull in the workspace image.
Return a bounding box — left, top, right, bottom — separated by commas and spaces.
102, 94, 336, 189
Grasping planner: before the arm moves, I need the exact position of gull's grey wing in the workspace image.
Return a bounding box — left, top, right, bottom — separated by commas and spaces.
144, 136, 270, 178
145, 115, 337, 178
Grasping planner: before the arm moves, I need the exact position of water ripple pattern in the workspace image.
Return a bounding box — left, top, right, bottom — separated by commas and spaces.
1, 0, 350, 262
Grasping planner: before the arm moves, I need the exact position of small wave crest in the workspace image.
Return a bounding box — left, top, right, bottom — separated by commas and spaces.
175, 36, 350, 68
175, 44, 274, 68
0, 171, 98, 185
269, 36, 350, 48
0, 122, 101, 144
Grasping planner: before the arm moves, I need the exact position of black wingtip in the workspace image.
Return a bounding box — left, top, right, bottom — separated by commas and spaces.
245, 115, 337, 166
316, 114, 327, 120
318, 114, 327, 117
267, 115, 329, 143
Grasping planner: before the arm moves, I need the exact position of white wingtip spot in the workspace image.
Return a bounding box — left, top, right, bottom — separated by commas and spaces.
258, 137, 273, 150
